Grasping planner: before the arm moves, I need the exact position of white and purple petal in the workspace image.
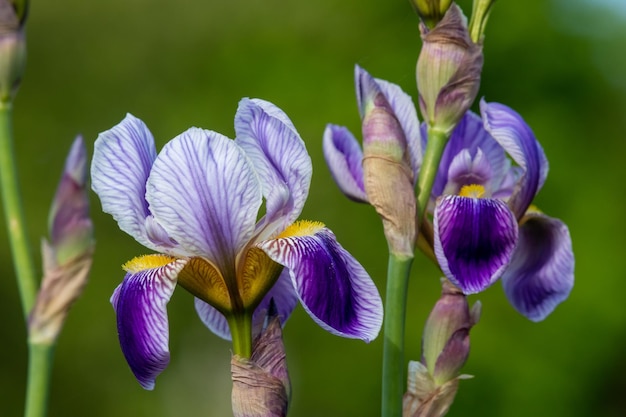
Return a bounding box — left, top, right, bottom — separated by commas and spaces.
442, 148, 494, 196
259, 227, 383, 342
480, 100, 549, 219
501, 213, 574, 322
194, 269, 298, 340
110, 258, 187, 390
235, 98, 312, 239
431, 112, 507, 199
91, 114, 162, 250
146, 128, 262, 278
322, 124, 368, 203
434, 195, 518, 294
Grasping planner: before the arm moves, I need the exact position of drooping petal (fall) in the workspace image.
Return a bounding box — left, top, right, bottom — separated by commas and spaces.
434, 195, 518, 294
146, 128, 262, 278
110, 256, 187, 390
322, 124, 368, 203
501, 212, 574, 321
480, 100, 548, 219
91, 114, 160, 250
259, 223, 383, 342
235, 98, 312, 239
194, 269, 298, 340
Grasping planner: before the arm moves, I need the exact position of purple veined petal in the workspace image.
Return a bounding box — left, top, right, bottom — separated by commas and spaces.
434, 195, 518, 294
91, 114, 160, 250
146, 128, 262, 279
234, 98, 312, 240
431, 112, 507, 199
194, 268, 298, 340
259, 223, 383, 342
480, 100, 549, 219
442, 148, 494, 196
111, 256, 187, 390
501, 212, 574, 322
322, 124, 368, 203
355, 65, 423, 179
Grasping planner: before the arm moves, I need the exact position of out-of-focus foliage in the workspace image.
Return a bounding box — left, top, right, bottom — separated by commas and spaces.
1, 0, 625, 416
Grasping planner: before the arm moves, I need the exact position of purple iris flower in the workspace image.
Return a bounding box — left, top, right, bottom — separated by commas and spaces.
429, 100, 574, 321
91, 98, 383, 390
324, 69, 574, 322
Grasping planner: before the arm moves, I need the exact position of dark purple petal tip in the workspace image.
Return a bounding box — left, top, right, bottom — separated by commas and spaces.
502, 213, 574, 321
434, 195, 518, 294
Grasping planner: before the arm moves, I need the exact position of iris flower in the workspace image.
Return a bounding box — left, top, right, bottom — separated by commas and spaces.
91, 98, 383, 390
428, 101, 574, 321
324, 73, 573, 322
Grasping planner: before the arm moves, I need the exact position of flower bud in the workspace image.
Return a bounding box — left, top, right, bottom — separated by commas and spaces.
28, 137, 94, 344
410, 0, 453, 29
0, 0, 25, 103
416, 4, 483, 135
357, 66, 417, 257
231, 313, 290, 417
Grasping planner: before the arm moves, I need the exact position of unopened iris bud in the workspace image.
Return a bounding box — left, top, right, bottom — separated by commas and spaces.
411, 0, 453, 29
358, 67, 417, 257
231, 311, 290, 417
29, 137, 94, 344
0, 0, 26, 103
403, 279, 480, 417
416, 4, 483, 135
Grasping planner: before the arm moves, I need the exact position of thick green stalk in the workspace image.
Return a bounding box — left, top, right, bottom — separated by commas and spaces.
24, 343, 54, 417
228, 313, 253, 358
381, 253, 414, 417
0, 100, 36, 317
416, 127, 449, 222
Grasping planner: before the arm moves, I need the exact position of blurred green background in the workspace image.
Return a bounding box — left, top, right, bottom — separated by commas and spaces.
1, 0, 625, 415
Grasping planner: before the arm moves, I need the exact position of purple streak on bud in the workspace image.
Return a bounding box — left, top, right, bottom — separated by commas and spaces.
416, 4, 483, 135
231, 312, 290, 417
49, 136, 94, 265
422, 279, 479, 385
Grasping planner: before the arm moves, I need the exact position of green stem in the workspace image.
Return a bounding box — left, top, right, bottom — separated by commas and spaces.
0, 100, 37, 317
24, 342, 54, 417
228, 313, 253, 358
381, 253, 414, 417
416, 127, 449, 223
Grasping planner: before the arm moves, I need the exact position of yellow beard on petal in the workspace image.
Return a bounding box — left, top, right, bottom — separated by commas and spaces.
123, 254, 178, 273
278, 220, 325, 238
458, 184, 486, 199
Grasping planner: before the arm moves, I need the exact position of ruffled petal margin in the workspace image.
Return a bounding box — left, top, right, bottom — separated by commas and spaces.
501, 212, 574, 321
259, 225, 383, 342
434, 195, 518, 294
110, 257, 187, 390
322, 124, 368, 203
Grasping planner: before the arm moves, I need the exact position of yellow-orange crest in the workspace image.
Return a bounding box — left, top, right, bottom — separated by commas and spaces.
278, 220, 325, 238
123, 254, 178, 273
459, 184, 486, 199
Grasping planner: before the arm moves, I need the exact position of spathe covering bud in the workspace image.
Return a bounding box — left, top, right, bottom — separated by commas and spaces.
358, 66, 417, 257
0, 0, 25, 103
403, 279, 480, 417
231, 303, 291, 417
416, 4, 483, 135
29, 136, 94, 344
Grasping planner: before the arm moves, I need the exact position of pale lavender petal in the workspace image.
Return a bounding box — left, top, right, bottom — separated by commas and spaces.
431, 112, 507, 199
259, 227, 383, 342
442, 148, 494, 196
480, 100, 548, 218
434, 195, 518, 294
110, 259, 187, 390
194, 269, 298, 340
502, 213, 574, 322
146, 128, 262, 278
91, 114, 159, 249
322, 124, 368, 203
235, 98, 312, 239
